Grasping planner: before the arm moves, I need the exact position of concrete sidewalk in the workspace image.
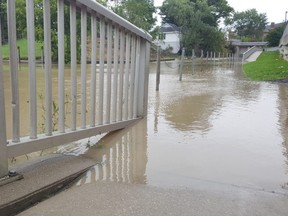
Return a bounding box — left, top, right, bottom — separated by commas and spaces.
0, 154, 95, 216
245, 51, 262, 62
17, 180, 288, 216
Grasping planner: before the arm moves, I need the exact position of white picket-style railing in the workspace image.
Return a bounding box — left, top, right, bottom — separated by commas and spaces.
0, 0, 152, 178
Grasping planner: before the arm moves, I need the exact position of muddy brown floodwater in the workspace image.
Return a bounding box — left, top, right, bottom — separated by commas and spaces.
3, 60, 288, 193
76, 60, 288, 194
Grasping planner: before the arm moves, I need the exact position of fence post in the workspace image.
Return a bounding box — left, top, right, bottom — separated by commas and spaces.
0, 21, 8, 178
17, 46, 20, 63
156, 46, 160, 91
191, 49, 195, 59
179, 47, 185, 81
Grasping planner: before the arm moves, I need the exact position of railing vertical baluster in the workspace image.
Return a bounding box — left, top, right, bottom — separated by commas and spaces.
7, 0, 19, 142
3, 0, 152, 159
124, 33, 131, 120
43, 0, 52, 135
70, 0, 77, 131
57, 0, 65, 133
90, 14, 97, 127
112, 26, 119, 122
128, 36, 136, 119
118, 30, 125, 121
98, 19, 105, 125
106, 23, 113, 124
80, 7, 87, 129
26, 0, 37, 138
133, 37, 140, 118
137, 40, 150, 117
0, 20, 8, 178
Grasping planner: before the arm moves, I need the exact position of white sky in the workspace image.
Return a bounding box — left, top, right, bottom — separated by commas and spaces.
154, 0, 288, 24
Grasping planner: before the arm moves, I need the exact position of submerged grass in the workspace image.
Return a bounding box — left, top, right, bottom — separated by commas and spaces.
243, 51, 288, 81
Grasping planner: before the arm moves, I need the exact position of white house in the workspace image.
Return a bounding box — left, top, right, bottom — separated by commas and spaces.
279, 23, 288, 61
156, 23, 181, 54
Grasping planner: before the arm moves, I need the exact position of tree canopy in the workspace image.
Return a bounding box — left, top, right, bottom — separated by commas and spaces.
160, 0, 233, 54
113, 0, 156, 32
265, 24, 286, 47
225, 9, 268, 41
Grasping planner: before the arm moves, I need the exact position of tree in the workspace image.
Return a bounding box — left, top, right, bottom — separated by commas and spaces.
225, 9, 267, 41
265, 24, 286, 47
113, 0, 156, 32
160, 0, 232, 54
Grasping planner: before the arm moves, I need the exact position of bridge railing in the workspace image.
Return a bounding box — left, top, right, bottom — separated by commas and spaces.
242, 46, 262, 62
0, 0, 152, 178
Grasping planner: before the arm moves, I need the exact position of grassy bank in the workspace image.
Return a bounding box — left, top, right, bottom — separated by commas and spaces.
243, 51, 288, 81
2, 38, 43, 59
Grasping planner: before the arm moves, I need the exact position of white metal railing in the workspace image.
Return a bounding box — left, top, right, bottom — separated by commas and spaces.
0, 0, 152, 178
242, 46, 262, 62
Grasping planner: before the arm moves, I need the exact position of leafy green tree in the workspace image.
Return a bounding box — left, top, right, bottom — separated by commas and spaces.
0, 0, 8, 42
265, 24, 286, 47
160, 0, 232, 54
225, 9, 267, 41
113, 0, 156, 32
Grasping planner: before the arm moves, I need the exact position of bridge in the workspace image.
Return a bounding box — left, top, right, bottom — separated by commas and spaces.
0, 0, 152, 178
230, 40, 267, 61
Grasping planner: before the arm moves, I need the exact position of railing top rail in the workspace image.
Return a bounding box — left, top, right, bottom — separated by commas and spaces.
71, 0, 153, 42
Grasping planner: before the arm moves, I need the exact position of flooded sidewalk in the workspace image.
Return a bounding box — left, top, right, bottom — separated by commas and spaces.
18, 61, 288, 215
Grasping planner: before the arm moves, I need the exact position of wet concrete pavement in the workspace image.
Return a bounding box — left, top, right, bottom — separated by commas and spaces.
17, 181, 288, 216
6, 61, 288, 215
0, 154, 95, 215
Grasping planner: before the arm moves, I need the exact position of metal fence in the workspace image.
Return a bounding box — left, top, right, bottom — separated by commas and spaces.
242, 46, 262, 62
0, 0, 152, 178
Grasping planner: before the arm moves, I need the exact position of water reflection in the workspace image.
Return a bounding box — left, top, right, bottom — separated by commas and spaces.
277, 84, 288, 167
164, 95, 214, 132
75, 119, 148, 186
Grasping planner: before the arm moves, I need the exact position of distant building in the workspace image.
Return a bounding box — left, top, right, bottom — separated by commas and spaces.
279, 23, 288, 61
263, 22, 286, 40
155, 23, 181, 54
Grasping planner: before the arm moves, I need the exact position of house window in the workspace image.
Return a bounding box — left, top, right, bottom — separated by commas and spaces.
159, 33, 166, 40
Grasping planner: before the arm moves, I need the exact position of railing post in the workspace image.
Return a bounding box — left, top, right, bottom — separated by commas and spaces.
43, 0, 52, 135
8, 0, 20, 142
26, 0, 37, 139
0, 20, 8, 178
137, 40, 150, 117
58, 0, 65, 133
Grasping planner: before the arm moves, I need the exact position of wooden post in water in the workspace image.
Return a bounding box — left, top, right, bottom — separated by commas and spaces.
17, 46, 20, 63
156, 46, 160, 91
179, 47, 185, 81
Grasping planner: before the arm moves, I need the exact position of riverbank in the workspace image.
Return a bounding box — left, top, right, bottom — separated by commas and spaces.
243, 51, 288, 81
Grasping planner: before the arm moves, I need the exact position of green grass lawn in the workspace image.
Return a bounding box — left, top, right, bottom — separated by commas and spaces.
2, 38, 43, 59
243, 51, 288, 81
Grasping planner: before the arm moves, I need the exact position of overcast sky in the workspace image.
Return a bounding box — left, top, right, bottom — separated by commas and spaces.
154, 0, 288, 24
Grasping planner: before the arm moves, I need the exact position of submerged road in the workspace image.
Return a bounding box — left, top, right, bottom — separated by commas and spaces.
18, 61, 288, 215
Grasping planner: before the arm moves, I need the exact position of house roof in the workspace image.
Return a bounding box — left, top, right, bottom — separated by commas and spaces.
160, 23, 180, 33
280, 23, 288, 46
264, 22, 285, 33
